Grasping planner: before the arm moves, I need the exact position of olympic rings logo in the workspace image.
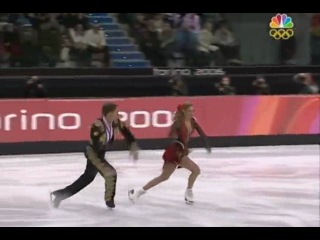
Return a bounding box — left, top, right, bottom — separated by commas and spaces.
269, 29, 294, 40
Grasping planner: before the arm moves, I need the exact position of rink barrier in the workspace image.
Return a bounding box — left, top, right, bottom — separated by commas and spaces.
0, 65, 319, 76
1, 66, 320, 98
0, 96, 319, 155
0, 74, 310, 98
0, 135, 319, 155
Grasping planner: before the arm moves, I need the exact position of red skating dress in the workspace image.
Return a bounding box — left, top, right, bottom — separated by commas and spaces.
162, 117, 210, 165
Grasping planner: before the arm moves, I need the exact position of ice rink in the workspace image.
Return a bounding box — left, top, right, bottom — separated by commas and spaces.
0, 145, 319, 227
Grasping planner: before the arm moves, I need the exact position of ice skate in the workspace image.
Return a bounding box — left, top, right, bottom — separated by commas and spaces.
50, 191, 63, 208
128, 188, 146, 203
184, 189, 194, 204
106, 199, 115, 209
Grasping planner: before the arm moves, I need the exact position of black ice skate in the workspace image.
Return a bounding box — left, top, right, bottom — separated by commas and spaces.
106, 199, 115, 209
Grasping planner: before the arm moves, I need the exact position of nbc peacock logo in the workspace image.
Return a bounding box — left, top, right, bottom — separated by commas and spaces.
269, 13, 294, 40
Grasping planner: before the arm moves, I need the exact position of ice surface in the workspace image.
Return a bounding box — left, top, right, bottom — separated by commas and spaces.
0, 145, 319, 227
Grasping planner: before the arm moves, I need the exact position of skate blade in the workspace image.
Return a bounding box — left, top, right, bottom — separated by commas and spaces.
185, 198, 194, 205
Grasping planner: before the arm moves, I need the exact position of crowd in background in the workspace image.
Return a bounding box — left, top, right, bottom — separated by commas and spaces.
118, 13, 241, 67
1, 13, 320, 68
119, 13, 320, 67
0, 13, 110, 68
0, 13, 319, 97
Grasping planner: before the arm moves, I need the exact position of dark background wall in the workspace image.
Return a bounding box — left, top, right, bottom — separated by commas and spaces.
0, 66, 319, 98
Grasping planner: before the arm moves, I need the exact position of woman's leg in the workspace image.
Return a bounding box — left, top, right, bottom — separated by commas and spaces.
128, 162, 177, 201
179, 156, 201, 202
143, 162, 177, 191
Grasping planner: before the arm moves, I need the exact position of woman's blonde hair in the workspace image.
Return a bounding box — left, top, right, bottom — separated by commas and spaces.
173, 102, 193, 122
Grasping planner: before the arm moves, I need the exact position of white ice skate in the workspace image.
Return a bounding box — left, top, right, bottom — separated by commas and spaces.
128, 188, 146, 203
185, 189, 194, 204
50, 191, 62, 208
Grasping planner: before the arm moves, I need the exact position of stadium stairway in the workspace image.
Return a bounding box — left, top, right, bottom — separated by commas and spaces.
88, 13, 151, 68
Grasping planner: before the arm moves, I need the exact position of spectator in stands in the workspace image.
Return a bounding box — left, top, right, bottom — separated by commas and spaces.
159, 22, 176, 66
252, 76, 271, 95
175, 13, 200, 66
182, 13, 201, 35
203, 13, 222, 25
20, 23, 40, 67
130, 13, 148, 40
59, 34, 72, 67
153, 13, 165, 33
138, 19, 165, 66
0, 41, 10, 67
197, 21, 222, 66
213, 20, 241, 65
163, 13, 182, 28
24, 13, 43, 30
7, 13, 25, 25
57, 13, 88, 30
38, 26, 61, 67
75, 13, 89, 30
69, 24, 90, 66
25, 76, 47, 98
40, 13, 62, 32
0, 25, 11, 67
117, 13, 135, 25
294, 73, 319, 94
214, 75, 236, 95
15, 14, 34, 28
84, 24, 110, 67
3, 23, 22, 67
168, 73, 189, 96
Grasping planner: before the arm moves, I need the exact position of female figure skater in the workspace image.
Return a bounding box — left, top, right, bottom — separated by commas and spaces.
128, 102, 211, 204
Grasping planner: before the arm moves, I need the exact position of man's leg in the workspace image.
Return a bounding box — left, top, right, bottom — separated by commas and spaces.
86, 150, 118, 209
51, 159, 98, 208
92, 161, 117, 208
